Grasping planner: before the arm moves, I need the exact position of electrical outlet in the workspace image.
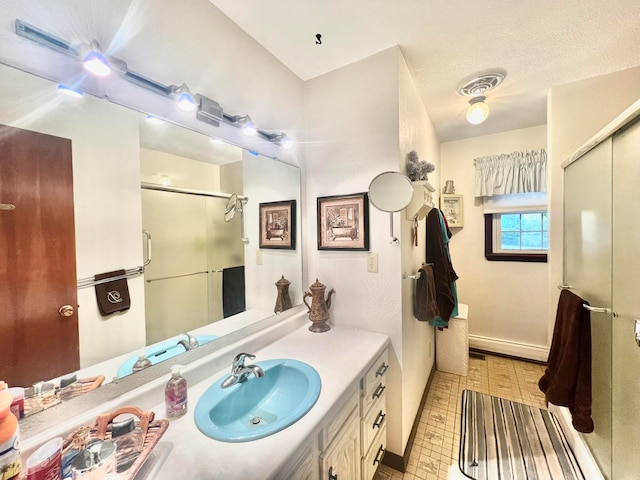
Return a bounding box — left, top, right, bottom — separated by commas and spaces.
256, 249, 263, 265
367, 252, 378, 273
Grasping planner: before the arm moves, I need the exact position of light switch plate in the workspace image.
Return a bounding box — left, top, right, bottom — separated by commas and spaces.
367, 252, 378, 273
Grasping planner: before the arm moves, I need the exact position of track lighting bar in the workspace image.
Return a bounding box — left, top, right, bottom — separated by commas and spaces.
14, 18, 294, 150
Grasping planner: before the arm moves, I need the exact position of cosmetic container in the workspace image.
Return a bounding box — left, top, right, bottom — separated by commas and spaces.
0, 391, 21, 480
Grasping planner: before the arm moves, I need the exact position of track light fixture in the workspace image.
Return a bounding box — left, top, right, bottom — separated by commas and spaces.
83, 40, 110, 76
266, 133, 294, 149
15, 19, 295, 151
172, 84, 196, 112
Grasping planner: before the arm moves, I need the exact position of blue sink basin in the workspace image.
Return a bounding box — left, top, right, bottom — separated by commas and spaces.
194, 359, 321, 442
117, 335, 217, 378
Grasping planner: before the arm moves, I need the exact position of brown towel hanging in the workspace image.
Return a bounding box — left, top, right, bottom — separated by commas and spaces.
94, 269, 131, 316
413, 264, 439, 322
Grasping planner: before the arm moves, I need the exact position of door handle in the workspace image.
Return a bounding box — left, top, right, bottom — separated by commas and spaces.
634, 319, 640, 347
59, 305, 74, 317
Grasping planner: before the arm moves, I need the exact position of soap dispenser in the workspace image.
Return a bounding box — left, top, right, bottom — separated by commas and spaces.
131, 350, 151, 373
165, 365, 187, 419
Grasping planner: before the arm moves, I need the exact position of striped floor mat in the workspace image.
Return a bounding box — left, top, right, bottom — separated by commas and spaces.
459, 390, 585, 480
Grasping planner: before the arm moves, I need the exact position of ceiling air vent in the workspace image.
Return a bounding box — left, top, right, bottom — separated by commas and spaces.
457, 71, 506, 97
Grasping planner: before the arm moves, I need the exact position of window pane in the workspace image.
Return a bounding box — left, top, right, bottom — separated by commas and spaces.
501, 214, 520, 231
501, 232, 520, 249
543, 231, 548, 249
522, 232, 543, 249
542, 212, 548, 231
521, 213, 542, 231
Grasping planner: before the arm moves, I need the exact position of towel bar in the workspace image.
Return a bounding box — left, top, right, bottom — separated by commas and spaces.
403, 264, 434, 280
77, 266, 144, 289
582, 304, 611, 314
146, 270, 208, 283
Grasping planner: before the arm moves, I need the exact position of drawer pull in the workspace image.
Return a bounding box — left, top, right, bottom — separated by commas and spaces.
376, 362, 388, 377
328, 466, 338, 480
373, 444, 385, 465
373, 410, 386, 429
373, 383, 386, 399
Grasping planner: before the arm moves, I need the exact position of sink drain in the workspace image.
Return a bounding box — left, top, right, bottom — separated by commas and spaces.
250, 416, 263, 426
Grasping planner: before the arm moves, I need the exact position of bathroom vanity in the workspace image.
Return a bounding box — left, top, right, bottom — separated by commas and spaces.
20, 307, 390, 480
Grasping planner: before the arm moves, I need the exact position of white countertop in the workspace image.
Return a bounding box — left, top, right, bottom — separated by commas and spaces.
146, 321, 389, 479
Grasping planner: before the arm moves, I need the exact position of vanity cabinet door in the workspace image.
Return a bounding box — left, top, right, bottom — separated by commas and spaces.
320, 409, 361, 480
277, 437, 319, 480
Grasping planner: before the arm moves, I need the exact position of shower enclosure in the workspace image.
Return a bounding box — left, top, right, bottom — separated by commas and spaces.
142, 187, 244, 344
563, 111, 640, 479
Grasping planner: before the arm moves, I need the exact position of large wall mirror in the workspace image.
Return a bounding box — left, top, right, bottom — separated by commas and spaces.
0, 59, 302, 420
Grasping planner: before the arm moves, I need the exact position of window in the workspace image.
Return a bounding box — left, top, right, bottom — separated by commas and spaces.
484, 211, 548, 262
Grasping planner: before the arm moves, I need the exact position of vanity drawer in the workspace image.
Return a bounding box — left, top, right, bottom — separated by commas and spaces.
322, 386, 359, 448
362, 426, 387, 480
362, 394, 386, 451
362, 350, 388, 414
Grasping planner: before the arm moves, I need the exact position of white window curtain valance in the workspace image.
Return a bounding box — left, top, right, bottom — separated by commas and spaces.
474, 149, 547, 198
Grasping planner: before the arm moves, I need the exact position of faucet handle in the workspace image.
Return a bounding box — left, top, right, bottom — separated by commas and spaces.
232, 353, 256, 369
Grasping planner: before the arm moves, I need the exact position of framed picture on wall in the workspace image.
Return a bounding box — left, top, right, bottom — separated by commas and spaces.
259, 200, 296, 249
317, 192, 369, 251
441, 194, 464, 227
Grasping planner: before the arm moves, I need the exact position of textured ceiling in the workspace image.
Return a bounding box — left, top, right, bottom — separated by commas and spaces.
209, 0, 640, 142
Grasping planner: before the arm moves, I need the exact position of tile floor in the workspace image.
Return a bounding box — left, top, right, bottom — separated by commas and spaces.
375, 353, 548, 480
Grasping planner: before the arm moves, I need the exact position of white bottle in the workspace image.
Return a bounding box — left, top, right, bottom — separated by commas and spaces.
165, 365, 187, 419
131, 350, 151, 373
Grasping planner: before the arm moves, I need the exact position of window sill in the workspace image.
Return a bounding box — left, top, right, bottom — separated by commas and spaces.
485, 252, 547, 263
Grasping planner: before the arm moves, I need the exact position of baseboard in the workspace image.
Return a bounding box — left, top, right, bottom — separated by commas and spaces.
382, 362, 436, 473
469, 334, 549, 362
548, 404, 604, 480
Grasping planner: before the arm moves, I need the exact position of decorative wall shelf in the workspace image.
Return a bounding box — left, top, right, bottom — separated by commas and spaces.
406, 180, 435, 220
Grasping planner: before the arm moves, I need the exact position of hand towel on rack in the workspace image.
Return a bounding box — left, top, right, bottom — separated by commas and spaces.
222, 266, 246, 318
94, 269, 131, 316
538, 289, 594, 433
413, 264, 439, 322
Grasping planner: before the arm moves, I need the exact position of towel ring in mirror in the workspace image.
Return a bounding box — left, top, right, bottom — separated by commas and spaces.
224, 193, 238, 222
368, 171, 414, 245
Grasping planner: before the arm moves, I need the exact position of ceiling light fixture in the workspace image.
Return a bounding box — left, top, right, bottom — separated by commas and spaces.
466, 96, 489, 125
83, 41, 111, 76
457, 70, 506, 126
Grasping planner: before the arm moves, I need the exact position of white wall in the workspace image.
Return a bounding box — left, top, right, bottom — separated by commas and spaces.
398, 53, 440, 450
440, 126, 549, 360
305, 46, 439, 458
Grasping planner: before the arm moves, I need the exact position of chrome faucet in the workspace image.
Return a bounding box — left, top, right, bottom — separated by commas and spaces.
177, 333, 199, 351
221, 353, 265, 388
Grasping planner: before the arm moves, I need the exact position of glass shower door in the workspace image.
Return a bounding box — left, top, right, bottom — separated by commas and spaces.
563, 137, 613, 478
611, 118, 640, 479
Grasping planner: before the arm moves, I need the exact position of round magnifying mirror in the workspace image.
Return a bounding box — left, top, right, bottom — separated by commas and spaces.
368, 171, 414, 212
224, 193, 238, 222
